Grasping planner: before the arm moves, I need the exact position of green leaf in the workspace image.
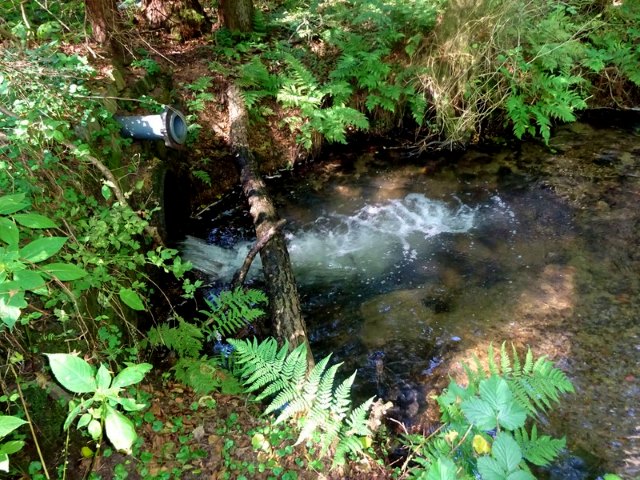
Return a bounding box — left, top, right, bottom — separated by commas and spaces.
112, 363, 152, 389
104, 404, 136, 454
87, 419, 102, 440
0, 453, 8, 472
77, 413, 92, 429
0, 194, 29, 215
42, 263, 88, 281
0, 440, 24, 455
63, 398, 93, 431
20, 237, 67, 263
13, 270, 45, 292
101, 184, 112, 201
46, 353, 97, 394
96, 364, 112, 390
118, 288, 145, 311
492, 433, 523, 473
0, 294, 22, 330
461, 398, 497, 430
13, 214, 57, 229
0, 416, 27, 438
427, 457, 458, 480
507, 470, 536, 480
117, 397, 147, 412
0, 218, 19, 245
478, 456, 507, 480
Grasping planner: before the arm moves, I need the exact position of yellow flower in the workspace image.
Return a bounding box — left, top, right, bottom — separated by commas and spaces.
472, 434, 491, 455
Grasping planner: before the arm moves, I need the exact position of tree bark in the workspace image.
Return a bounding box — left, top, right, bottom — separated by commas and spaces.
140, 0, 211, 40
85, 0, 130, 64
227, 84, 314, 367
220, 0, 254, 32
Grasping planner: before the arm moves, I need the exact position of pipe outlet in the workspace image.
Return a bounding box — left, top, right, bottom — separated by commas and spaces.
115, 107, 187, 149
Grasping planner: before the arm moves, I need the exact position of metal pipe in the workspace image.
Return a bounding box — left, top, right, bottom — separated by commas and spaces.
115, 107, 187, 149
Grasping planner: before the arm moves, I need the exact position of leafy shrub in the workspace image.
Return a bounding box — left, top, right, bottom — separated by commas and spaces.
403, 344, 573, 479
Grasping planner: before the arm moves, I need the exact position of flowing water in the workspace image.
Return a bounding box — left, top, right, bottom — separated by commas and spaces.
182, 115, 640, 478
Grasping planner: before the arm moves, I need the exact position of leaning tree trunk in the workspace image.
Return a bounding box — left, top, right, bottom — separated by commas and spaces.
141, 0, 211, 40
85, 0, 130, 64
227, 84, 314, 367
220, 0, 254, 32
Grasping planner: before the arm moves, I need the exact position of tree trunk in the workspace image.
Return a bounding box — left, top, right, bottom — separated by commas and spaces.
141, 0, 211, 40
220, 0, 254, 32
227, 84, 314, 367
85, 0, 130, 64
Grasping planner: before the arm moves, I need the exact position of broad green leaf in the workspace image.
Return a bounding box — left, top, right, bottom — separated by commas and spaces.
118, 288, 145, 311
13, 214, 57, 229
478, 456, 507, 480
96, 364, 112, 390
42, 263, 88, 281
497, 399, 527, 430
461, 397, 497, 431
0, 440, 25, 455
492, 433, 523, 473
0, 218, 18, 245
20, 237, 67, 263
104, 404, 136, 454
507, 470, 536, 480
13, 270, 45, 292
0, 294, 23, 330
46, 353, 97, 393
0, 452, 8, 472
87, 419, 102, 440
77, 413, 92, 429
0, 194, 29, 215
480, 376, 511, 410
117, 397, 147, 412
0, 416, 27, 438
112, 363, 152, 389
426, 457, 458, 480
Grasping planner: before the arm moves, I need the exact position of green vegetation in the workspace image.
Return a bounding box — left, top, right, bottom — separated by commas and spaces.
403, 344, 574, 479
0, 0, 636, 477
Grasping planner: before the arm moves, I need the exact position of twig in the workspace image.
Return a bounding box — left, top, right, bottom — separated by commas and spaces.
232, 219, 287, 287
33, 0, 72, 32
10, 363, 51, 480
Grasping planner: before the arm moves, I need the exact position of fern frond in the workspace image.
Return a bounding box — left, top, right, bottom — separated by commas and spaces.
345, 396, 375, 436
333, 435, 364, 467
515, 425, 566, 466
146, 319, 204, 358
331, 371, 356, 420
500, 342, 512, 376
203, 288, 267, 336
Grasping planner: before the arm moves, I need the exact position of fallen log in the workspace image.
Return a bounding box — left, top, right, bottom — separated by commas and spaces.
226, 84, 314, 367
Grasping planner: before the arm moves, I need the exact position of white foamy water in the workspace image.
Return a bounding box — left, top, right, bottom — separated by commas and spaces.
181, 193, 478, 284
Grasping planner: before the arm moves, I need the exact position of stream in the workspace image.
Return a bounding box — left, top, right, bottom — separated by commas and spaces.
181, 114, 640, 478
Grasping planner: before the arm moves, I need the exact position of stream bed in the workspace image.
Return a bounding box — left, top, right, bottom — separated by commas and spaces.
183, 115, 640, 478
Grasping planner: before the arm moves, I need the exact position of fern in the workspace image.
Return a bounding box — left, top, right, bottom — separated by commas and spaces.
406, 344, 573, 479
201, 287, 267, 336
515, 424, 566, 467
464, 343, 574, 417
145, 318, 204, 358
228, 337, 374, 468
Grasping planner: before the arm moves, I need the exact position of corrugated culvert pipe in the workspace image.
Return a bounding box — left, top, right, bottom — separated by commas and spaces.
115, 106, 187, 149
